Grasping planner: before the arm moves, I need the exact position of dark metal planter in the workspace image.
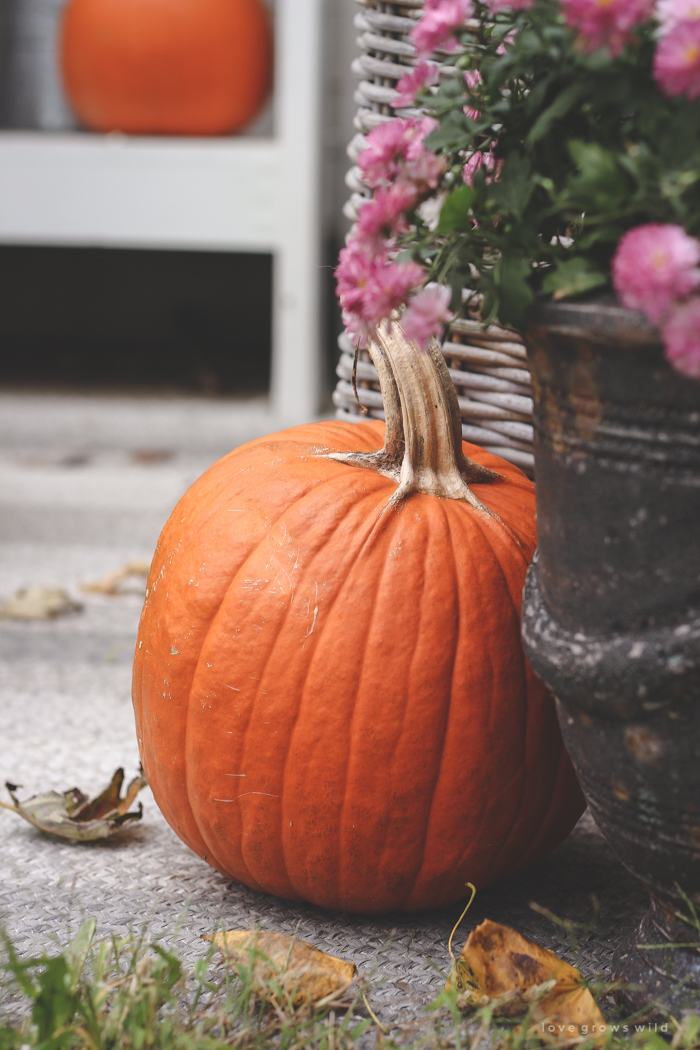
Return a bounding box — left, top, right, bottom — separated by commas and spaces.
521, 296, 700, 1015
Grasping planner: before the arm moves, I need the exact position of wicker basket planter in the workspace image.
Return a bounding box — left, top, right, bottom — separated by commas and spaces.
333, 0, 535, 476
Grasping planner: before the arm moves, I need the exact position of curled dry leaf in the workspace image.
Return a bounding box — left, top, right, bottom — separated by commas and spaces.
447, 920, 606, 1039
206, 930, 357, 1007
81, 560, 151, 595
0, 768, 148, 841
0, 586, 83, 620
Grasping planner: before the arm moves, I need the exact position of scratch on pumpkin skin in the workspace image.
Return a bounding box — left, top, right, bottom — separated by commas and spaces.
213, 792, 280, 802
264, 522, 303, 599
243, 577, 265, 591
304, 582, 320, 639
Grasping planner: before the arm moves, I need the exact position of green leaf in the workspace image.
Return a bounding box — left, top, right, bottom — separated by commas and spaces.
480, 279, 498, 326
438, 185, 476, 233
63, 919, 96, 992
432, 76, 466, 104
541, 256, 608, 300
1, 936, 40, 999
32, 956, 79, 1042
424, 111, 473, 152
564, 141, 631, 212
448, 270, 472, 310
526, 82, 586, 145
495, 254, 533, 330
489, 154, 533, 220
524, 73, 555, 118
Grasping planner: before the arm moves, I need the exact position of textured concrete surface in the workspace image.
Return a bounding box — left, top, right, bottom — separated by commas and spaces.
0, 392, 648, 1023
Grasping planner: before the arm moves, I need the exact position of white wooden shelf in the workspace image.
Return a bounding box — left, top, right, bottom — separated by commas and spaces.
0, 133, 282, 251
0, 0, 324, 426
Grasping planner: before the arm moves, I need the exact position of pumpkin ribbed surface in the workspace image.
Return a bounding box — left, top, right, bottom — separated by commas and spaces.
60, 0, 272, 135
132, 420, 584, 913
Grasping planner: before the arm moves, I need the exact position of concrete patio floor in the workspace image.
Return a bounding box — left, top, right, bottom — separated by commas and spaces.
0, 390, 648, 1025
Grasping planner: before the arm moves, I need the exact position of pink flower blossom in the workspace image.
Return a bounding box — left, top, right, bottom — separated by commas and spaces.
463, 151, 487, 186
462, 147, 501, 186
336, 242, 381, 320
561, 0, 654, 55
411, 0, 473, 58
656, 0, 700, 34
402, 284, 454, 350
391, 60, 440, 108
358, 120, 415, 189
342, 307, 371, 348
463, 69, 482, 120
612, 223, 700, 324
336, 241, 425, 343
362, 259, 426, 324
662, 297, 700, 377
654, 19, 700, 97
354, 183, 417, 250
404, 147, 447, 191
357, 116, 439, 188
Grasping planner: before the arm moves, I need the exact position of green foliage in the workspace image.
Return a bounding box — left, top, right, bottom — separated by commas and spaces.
2, 918, 700, 1050
438, 185, 476, 233
403, 0, 700, 329
541, 257, 608, 299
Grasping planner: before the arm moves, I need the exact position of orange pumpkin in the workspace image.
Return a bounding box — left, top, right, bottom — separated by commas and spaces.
132, 325, 584, 913
60, 0, 272, 135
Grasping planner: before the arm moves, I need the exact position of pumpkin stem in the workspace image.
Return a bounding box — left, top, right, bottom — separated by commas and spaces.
325, 333, 405, 481
327, 319, 499, 508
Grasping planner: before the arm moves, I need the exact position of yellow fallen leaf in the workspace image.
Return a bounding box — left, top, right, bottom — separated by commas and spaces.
81, 560, 151, 595
1, 768, 147, 841
206, 930, 356, 1008
447, 920, 606, 1041
0, 586, 82, 620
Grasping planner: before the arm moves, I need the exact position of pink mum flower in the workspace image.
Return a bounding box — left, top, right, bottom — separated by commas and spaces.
357, 116, 439, 188
342, 307, 372, 348
362, 259, 426, 324
662, 297, 700, 377
336, 241, 382, 320
462, 146, 501, 186
336, 241, 425, 343
402, 284, 454, 351
411, 0, 473, 58
463, 69, 482, 121
404, 146, 447, 192
561, 0, 654, 54
354, 183, 417, 250
654, 20, 700, 97
391, 60, 440, 108
612, 223, 700, 325
656, 0, 700, 33
358, 120, 416, 189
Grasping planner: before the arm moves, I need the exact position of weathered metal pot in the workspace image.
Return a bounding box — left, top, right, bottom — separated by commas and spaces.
521, 296, 700, 1015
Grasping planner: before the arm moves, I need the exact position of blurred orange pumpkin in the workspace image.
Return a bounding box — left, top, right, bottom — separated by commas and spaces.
60, 0, 273, 135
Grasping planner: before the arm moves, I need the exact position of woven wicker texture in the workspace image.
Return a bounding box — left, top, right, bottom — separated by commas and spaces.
333, 0, 535, 477
0, 434, 648, 1026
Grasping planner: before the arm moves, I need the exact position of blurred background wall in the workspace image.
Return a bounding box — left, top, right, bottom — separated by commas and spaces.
0, 0, 358, 405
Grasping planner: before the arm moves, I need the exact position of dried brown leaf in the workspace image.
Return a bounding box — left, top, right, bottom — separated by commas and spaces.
0, 768, 148, 841
206, 930, 357, 1007
447, 920, 606, 1041
81, 560, 151, 595
0, 586, 83, 620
